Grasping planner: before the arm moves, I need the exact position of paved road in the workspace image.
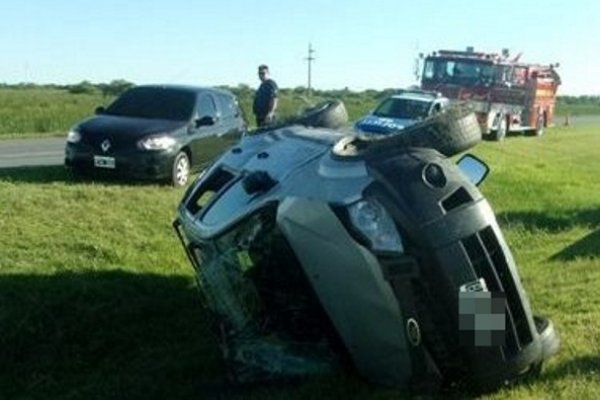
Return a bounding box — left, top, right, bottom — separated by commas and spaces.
567, 115, 600, 125
0, 137, 65, 168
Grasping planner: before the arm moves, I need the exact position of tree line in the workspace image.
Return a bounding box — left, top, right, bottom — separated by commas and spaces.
1, 81, 599, 115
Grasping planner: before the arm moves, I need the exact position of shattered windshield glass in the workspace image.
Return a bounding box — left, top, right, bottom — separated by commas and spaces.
188, 208, 341, 381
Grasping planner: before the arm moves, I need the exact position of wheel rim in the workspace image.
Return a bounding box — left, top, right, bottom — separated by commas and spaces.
536, 116, 544, 136
174, 155, 190, 186
495, 120, 506, 140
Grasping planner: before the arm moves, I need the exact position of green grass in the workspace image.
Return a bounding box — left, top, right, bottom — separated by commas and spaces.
0, 87, 376, 140
5, 86, 594, 140
1, 124, 599, 399
0, 88, 110, 138
467, 126, 600, 399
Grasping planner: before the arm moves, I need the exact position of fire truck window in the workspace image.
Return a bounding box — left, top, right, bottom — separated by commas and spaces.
423, 61, 435, 79
480, 65, 494, 85
446, 62, 456, 77
511, 67, 527, 86
462, 64, 477, 78
448, 62, 481, 85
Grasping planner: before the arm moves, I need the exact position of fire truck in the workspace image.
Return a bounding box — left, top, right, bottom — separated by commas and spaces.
420, 47, 561, 140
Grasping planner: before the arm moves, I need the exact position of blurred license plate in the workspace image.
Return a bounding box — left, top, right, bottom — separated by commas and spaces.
94, 155, 115, 169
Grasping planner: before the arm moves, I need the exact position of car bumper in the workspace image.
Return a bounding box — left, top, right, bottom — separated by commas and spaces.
275, 196, 559, 390
65, 143, 177, 181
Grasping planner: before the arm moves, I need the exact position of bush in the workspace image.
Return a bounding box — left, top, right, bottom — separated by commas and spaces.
67, 81, 98, 95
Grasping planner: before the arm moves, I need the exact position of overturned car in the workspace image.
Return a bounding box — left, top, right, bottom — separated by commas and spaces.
173, 103, 559, 393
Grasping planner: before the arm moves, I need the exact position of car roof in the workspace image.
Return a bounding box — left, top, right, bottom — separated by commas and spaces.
133, 84, 234, 97
390, 90, 444, 102
390, 93, 437, 103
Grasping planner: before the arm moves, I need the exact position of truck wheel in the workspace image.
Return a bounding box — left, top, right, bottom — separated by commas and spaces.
491, 114, 507, 141
295, 100, 348, 129
534, 114, 545, 136
171, 151, 190, 187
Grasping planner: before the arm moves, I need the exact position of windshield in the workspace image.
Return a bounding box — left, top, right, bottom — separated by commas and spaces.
423, 59, 501, 86
105, 87, 195, 121
373, 97, 431, 119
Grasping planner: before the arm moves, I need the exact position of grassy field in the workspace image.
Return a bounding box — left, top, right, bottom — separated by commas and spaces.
0, 123, 599, 399
2, 86, 595, 139
0, 88, 108, 138
0, 87, 376, 139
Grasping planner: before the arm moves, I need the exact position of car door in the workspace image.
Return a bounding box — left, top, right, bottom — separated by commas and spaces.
188, 93, 222, 168
214, 93, 246, 144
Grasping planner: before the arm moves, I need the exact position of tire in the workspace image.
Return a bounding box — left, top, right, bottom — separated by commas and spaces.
66, 165, 85, 179
295, 100, 348, 129
534, 113, 545, 136
250, 99, 348, 135
491, 114, 507, 141
171, 151, 190, 187
534, 315, 560, 360
336, 104, 482, 158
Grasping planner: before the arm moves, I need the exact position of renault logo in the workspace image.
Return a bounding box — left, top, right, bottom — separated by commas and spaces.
101, 139, 111, 153
460, 278, 488, 293
406, 318, 421, 346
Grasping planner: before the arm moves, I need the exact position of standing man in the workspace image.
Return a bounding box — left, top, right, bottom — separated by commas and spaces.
253, 64, 278, 127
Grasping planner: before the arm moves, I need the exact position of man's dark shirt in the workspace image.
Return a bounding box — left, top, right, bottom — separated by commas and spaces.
253, 79, 278, 118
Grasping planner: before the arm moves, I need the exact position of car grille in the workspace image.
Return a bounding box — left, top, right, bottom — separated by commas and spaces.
461, 226, 533, 356
81, 134, 136, 153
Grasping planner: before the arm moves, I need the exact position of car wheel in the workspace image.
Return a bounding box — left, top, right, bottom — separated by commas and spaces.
295, 100, 348, 129
65, 164, 87, 180
171, 151, 190, 187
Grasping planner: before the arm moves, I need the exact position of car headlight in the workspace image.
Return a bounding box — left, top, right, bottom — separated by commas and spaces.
347, 198, 404, 253
138, 135, 177, 150
66, 128, 81, 143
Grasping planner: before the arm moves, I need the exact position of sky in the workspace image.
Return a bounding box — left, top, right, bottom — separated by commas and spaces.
1, 0, 598, 95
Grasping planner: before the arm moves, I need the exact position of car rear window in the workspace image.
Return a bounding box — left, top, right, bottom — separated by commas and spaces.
105, 87, 195, 121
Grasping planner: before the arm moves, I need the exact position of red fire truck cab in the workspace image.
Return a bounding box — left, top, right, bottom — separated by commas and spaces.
420, 47, 561, 140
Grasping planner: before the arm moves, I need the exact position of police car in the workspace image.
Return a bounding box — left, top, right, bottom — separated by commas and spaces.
354, 89, 449, 134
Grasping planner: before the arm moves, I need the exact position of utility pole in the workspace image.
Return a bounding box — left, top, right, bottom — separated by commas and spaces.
305, 43, 316, 97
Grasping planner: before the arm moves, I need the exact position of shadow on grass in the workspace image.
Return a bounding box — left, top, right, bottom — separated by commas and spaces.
496, 209, 600, 261
550, 228, 600, 261
0, 270, 239, 400
497, 209, 600, 233
540, 355, 600, 382
0, 165, 73, 184
0, 165, 171, 187
1, 270, 587, 399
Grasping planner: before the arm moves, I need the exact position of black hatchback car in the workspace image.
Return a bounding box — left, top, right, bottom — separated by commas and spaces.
65, 85, 246, 186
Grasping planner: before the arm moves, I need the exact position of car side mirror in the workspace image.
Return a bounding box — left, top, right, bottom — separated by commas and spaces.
95, 106, 106, 115
196, 116, 216, 127
457, 154, 489, 186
